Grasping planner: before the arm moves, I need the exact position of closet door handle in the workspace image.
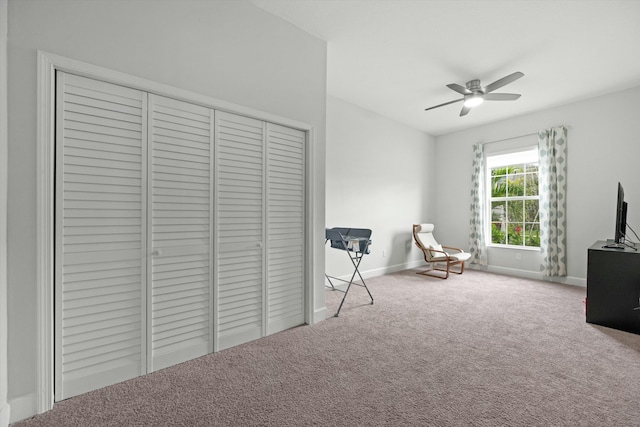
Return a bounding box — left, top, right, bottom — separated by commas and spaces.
152, 249, 162, 256
256, 242, 263, 249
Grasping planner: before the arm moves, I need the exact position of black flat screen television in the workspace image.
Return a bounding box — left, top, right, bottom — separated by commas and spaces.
615, 182, 627, 245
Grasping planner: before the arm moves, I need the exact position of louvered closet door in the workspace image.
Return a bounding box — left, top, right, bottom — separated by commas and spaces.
215, 111, 264, 351
55, 72, 147, 400
266, 124, 306, 334
148, 95, 214, 370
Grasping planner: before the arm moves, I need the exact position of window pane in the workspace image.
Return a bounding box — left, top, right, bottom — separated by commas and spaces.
487, 155, 540, 248
525, 170, 539, 196
491, 222, 506, 244
508, 173, 525, 196
507, 200, 523, 222
524, 223, 540, 247
512, 164, 526, 174
525, 200, 539, 222
491, 174, 507, 197
507, 223, 524, 246
491, 201, 506, 222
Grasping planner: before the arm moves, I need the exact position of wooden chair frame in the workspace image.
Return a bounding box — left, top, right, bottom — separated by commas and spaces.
412, 224, 467, 279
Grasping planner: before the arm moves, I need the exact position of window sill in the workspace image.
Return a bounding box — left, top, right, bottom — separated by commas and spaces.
488, 244, 540, 252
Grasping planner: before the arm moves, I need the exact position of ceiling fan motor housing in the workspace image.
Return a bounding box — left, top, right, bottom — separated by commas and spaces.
466, 79, 483, 93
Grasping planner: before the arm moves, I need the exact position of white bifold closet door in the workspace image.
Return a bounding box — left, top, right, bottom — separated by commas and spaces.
265, 124, 305, 334
215, 111, 265, 351
214, 115, 306, 348
55, 72, 148, 400
55, 72, 305, 401
148, 94, 213, 371
55, 76, 214, 400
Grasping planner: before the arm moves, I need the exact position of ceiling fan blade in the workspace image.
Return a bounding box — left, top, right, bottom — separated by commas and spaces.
483, 71, 524, 94
483, 93, 521, 101
424, 98, 463, 111
447, 83, 472, 95
459, 105, 472, 116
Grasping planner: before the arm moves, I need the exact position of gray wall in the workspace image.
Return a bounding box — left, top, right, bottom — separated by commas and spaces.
9, 0, 640, 422
324, 86, 640, 285
324, 83, 640, 285
325, 96, 436, 279
1, 0, 8, 424
7, 0, 326, 420
434, 86, 640, 283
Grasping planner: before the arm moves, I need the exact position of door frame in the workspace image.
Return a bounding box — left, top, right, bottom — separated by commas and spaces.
36, 51, 317, 414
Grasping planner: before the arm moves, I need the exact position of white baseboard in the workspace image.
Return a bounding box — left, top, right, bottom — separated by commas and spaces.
0, 402, 9, 427
361, 260, 425, 278
469, 264, 586, 287
8, 392, 36, 423
311, 306, 327, 323
325, 260, 587, 288
324, 259, 425, 292
327, 260, 424, 284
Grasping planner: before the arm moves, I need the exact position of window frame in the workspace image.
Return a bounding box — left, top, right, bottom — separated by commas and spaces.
485, 147, 541, 250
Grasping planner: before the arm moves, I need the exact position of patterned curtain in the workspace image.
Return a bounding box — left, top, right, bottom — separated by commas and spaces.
538, 127, 568, 276
469, 143, 487, 265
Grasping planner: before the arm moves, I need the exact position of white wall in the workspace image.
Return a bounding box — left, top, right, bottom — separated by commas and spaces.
325, 96, 436, 279
434, 86, 640, 284
7, 0, 326, 422
1, 0, 9, 424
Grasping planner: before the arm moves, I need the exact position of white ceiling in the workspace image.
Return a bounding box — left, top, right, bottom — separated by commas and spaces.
251, 0, 640, 135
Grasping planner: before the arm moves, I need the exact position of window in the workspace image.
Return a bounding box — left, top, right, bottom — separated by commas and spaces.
486, 148, 540, 248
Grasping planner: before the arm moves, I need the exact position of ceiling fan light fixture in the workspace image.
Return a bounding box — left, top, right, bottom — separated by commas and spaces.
424, 72, 524, 116
463, 94, 484, 108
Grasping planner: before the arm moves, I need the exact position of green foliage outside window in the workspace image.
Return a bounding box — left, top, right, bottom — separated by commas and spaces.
490, 163, 540, 247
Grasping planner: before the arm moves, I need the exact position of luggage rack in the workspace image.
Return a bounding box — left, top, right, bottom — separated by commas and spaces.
325, 227, 374, 317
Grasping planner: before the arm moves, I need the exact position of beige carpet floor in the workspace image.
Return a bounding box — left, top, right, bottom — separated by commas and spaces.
13, 268, 640, 426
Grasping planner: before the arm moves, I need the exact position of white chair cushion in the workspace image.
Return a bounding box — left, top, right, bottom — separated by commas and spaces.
416, 231, 439, 250
450, 252, 471, 262
428, 244, 443, 258
417, 224, 434, 233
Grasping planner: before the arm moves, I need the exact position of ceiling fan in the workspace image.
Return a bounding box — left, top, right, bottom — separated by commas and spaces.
425, 71, 524, 117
